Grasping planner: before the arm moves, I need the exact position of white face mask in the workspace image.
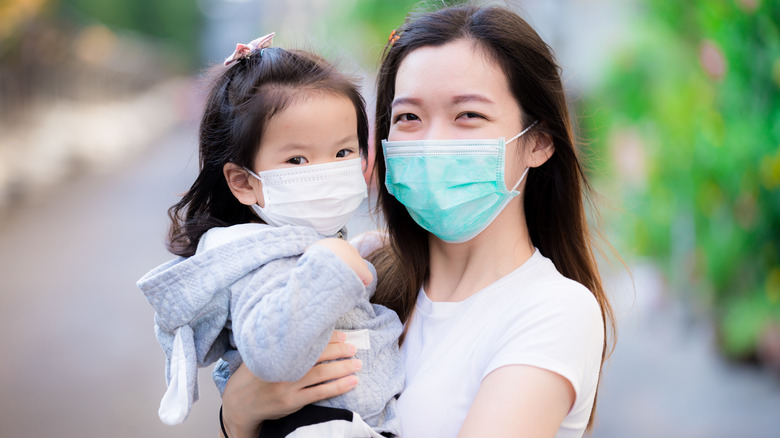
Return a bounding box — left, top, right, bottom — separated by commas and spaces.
244, 158, 368, 236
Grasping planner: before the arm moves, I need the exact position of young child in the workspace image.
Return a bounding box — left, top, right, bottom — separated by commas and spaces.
137, 33, 403, 437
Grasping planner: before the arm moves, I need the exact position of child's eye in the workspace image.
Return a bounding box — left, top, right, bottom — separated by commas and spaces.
336, 148, 354, 158
394, 113, 420, 123
286, 156, 308, 165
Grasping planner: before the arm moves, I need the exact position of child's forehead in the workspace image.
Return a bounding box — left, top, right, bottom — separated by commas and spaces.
269, 85, 350, 103
265, 89, 355, 117
261, 93, 358, 142
252, 85, 354, 119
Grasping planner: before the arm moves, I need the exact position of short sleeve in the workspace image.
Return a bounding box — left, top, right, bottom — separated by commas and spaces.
482, 280, 604, 404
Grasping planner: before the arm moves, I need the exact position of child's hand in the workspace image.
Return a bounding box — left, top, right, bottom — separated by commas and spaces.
313, 238, 373, 286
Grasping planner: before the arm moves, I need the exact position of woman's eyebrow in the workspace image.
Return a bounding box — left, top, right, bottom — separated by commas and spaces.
391, 97, 423, 108
451, 94, 495, 105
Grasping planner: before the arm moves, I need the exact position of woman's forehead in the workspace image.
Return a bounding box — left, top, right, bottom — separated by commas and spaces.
394, 39, 512, 104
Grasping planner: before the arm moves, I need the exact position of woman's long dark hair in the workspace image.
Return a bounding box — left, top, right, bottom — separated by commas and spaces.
368, 4, 615, 430
167, 47, 369, 257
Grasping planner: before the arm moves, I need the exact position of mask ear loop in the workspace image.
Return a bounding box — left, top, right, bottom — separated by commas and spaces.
506, 120, 539, 145
243, 167, 262, 181
506, 120, 538, 192
243, 167, 272, 222
510, 168, 530, 192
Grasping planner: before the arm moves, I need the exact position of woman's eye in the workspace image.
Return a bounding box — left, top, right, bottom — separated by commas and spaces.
286, 156, 308, 165
457, 112, 485, 120
336, 148, 354, 158
394, 113, 420, 123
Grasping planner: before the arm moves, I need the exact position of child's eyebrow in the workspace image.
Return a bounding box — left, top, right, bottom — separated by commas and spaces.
277, 135, 356, 152
334, 134, 358, 146
278, 142, 309, 152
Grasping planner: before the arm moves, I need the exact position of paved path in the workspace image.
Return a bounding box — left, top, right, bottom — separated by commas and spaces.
593, 265, 780, 437
0, 122, 221, 437
1, 121, 779, 437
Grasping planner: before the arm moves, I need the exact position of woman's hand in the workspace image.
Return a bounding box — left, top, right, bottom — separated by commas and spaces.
220, 332, 361, 438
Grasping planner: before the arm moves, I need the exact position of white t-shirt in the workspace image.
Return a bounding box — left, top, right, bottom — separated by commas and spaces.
395, 249, 604, 438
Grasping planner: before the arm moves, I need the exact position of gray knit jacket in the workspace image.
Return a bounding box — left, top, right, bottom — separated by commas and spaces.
137, 223, 403, 435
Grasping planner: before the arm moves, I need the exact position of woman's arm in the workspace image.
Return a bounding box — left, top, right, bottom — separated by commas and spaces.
457, 365, 575, 438
220, 332, 361, 438
233, 243, 368, 382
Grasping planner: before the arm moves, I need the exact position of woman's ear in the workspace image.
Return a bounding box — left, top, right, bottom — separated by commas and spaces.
526, 131, 555, 168
223, 163, 264, 207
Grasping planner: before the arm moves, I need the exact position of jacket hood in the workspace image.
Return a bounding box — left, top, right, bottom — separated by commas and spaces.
138, 224, 322, 331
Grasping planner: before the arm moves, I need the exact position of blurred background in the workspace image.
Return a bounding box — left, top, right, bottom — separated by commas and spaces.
0, 0, 779, 436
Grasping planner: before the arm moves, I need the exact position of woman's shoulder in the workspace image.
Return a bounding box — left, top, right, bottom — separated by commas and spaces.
478, 252, 604, 385
489, 251, 601, 322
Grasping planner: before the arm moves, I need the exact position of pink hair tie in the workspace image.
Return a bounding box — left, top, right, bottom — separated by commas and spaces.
223, 32, 275, 66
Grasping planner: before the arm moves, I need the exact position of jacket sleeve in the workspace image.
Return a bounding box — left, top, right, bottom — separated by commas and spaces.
231, 244, 368, 382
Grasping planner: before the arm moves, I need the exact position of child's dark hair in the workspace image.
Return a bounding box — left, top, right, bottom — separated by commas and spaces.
167, 47, 369, 257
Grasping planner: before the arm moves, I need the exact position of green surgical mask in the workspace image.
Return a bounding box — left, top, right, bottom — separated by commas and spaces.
381, 121, 537, 243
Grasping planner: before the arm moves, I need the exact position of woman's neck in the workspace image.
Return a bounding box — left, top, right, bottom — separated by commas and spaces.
425, 204, 534, 302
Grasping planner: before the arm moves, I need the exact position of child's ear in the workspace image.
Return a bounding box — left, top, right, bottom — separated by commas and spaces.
223, 163, 264, 207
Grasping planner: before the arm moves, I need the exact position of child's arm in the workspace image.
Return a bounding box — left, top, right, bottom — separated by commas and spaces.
312, 238, 373, 286
231, 242, 372, 383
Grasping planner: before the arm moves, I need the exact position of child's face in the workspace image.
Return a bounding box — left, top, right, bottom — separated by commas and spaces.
253, 93, 360, 172
244, 92, 360, 208
224, 92, 361, 210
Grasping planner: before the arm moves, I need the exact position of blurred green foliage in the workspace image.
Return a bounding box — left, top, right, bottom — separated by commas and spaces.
327, 0, 464, 68
58, 0, 202, 67
590, 0, 780, 360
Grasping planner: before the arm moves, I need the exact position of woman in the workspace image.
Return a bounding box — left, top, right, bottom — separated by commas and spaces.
221, 4, 614, 437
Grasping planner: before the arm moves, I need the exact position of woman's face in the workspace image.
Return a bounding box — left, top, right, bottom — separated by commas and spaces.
388, 38, 529, 187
